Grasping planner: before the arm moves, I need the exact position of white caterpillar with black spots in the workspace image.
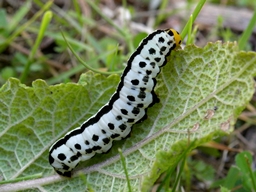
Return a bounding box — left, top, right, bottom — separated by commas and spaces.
49, 28, 181, 177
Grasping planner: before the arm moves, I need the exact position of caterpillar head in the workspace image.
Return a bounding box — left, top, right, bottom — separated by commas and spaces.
165, 28, 182, 48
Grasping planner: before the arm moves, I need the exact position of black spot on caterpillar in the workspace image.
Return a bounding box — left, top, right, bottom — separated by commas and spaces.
49, 29, 181, 177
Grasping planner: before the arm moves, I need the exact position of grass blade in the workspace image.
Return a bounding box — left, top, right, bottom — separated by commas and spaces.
20, 11, 52, 82
238, 10, 256, 50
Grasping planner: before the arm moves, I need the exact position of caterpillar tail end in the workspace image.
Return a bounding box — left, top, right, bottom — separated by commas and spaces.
49, 148, 74, 177
55, 169, 72, 177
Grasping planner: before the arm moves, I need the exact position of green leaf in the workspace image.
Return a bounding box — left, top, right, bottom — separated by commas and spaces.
211, 166, 241, 189
236, 151, 253, 173
220, 186, 231, 192
0, 9, 7, 32
0, 42, 256, 191
211, 152, 256, 191
190, 160, 215, 181
235, 151, 256, 191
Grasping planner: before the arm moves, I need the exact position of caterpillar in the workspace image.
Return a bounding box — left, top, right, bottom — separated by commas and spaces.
49, 28, 181, 177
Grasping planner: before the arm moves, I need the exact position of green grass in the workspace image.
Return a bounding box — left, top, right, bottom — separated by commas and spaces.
1, 0, 254, 85
20, 10, 52, 83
